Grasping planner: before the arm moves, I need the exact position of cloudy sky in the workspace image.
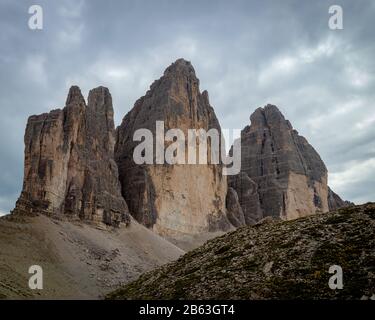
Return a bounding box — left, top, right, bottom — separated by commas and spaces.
0, 0, 374, 215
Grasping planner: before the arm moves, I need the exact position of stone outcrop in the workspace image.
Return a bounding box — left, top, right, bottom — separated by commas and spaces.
13, 86, 130, 227
228, 104, 334, 222
115, 59, 231, 237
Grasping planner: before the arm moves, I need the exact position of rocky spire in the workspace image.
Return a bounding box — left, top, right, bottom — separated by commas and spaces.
115, 58, 231, 236
65, 85, 86, 106
13, 86, 130, 227
163, 58, 197, 77
227, 104, 348, 223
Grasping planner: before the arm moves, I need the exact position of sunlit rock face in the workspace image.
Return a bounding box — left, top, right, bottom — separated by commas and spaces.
115, 59, 231, 237
13, 86, 130, 227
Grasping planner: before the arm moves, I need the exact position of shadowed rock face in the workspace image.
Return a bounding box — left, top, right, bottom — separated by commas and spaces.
228, 105, 332, 222
115, 59, 231, 236
328, 187, 354, 211
227, 172, 262, 225
225, 187, 246, 227
13, 86, 130, 227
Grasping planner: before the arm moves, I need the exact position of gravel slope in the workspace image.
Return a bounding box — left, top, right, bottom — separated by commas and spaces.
0, 214, 184, 299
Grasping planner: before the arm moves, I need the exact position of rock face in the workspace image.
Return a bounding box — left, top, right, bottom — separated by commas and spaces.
328, 187, 353, 211
115, 59, 230, 237
227, 172, 262, 225
13, 86, 130, 227
225, 187, 246, 228
228, 104, 332, 222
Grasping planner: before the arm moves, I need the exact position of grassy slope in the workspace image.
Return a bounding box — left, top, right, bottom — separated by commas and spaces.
107, 203, 375, 300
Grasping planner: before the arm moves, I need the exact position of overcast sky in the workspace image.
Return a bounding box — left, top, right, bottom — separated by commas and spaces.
0, 0, 374, 215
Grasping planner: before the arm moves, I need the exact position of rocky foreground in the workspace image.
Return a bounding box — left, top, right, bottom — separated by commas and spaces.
107, 203, 375, 300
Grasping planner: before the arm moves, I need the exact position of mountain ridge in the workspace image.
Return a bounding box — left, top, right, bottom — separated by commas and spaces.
0, 58, 359, 300
107, 203, 375, 300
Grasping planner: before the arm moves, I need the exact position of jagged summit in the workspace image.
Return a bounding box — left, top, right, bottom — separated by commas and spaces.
115, 59, 230, 244
164, 58, 199, 81
13, 86, 130, 227
65, 85, 113, 110
254, 103, 282, 114
227, 104, 350, 223
250, 104, 292, 130
164, 58, 196, 77
251, 105, 306, 141
65, 85, 85, 106
11, 60, 352, 244
143, 59, 199, 102
88, 86, 112, 106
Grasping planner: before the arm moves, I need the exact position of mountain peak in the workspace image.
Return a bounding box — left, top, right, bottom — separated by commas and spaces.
115, 58, 229, 241
264, 103, 282, 114
14, 85, 130, 227
250, 104, 286, 128
87, 86, 112, 111
230, 103, 332, 223
164, 58, 196, 77
65, 85, 85, 106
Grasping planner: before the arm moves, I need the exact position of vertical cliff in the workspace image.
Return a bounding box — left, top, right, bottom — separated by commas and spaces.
115, 59, 230, 237
13, 86, 130, 227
